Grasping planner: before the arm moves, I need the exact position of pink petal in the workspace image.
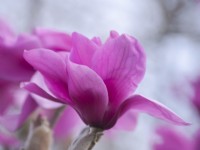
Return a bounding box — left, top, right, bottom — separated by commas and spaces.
154, 126, 194, 150
91, 37, 102, 46
22, 82, 66, 105
109, 30, 119, 38
70, 32, 98, 67
0, 84, 15, 114
33, 28, 72, 51
0, 132, 20, 147
53, 106, 83, 139
24, 49, 69, 99
0, 19, 15, 42
0, 34, 41, 82
118, 95, 189, 126
67, 60, 108, 126
194, 130, 200, 149
15, 34, 42, 54
0, 95, 38, 131
93, 34, 146, 109
17, 95, 38, 128
26, 72, 65, 108
113, 111, 138, 131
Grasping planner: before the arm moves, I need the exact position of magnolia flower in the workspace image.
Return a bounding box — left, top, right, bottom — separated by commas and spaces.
23, 31, 188, 130
153, 126, 199, 150
0, 17, 40, 129
0, 18, 73, 128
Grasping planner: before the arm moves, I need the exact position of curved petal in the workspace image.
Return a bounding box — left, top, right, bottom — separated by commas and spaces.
93, 34, 146, 109
24, 72, 67, 108
33, 28, 72, 51
23, 48, 69, 100
22, 82, 66, 105
118, 95, 189, 126
70, 32, 98, 67
67, 60, 108, 126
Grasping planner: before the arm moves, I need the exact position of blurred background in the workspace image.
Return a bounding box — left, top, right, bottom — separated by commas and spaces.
0, 0, 200, 149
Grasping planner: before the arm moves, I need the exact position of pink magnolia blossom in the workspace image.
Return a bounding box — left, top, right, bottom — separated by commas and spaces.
0, 18, 39, 129
0, 17, 71, 126
153, 126, 199, 150
23, 31, 188, 130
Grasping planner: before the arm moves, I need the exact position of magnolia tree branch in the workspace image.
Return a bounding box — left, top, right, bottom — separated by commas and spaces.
68, 127, 103, 150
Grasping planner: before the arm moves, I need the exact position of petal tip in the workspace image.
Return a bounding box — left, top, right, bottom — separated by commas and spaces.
110, 30, 119, 38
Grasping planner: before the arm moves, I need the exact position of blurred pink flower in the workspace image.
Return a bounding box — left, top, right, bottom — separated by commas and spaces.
0, 19, 75, 140
0, 131, 20, 149
0, 19, 41, 82
153, 126, 199, 150
33, 28, 72, 51
23, 31, 188, 130
0, 19, 72, 82
0, 18, 40, 128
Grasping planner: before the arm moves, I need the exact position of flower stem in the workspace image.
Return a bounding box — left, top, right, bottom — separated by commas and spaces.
68, 126, 103, 150
50, 105, 66, 128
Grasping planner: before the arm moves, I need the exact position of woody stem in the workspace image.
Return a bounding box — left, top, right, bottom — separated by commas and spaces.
68, 126, 103, 150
